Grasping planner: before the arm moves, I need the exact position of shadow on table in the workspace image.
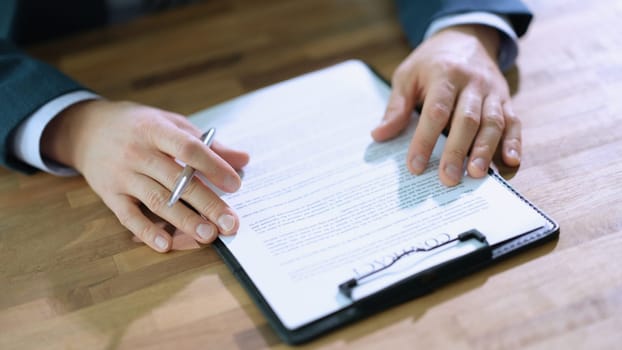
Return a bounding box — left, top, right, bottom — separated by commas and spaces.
27, 195, 222, 350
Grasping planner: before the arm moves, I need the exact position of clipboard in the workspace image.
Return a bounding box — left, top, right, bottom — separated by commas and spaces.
213, 172, 558, 344
198, 61, 560, 345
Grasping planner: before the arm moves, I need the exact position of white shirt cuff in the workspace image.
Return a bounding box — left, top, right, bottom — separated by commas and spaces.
11, 90, 100, 176
424, 12, 519, 71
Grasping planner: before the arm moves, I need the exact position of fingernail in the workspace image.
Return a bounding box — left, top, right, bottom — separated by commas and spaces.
508, 148, 521, 162
444, 163, 462, 182
471, 158, 487, 172
197, 223, 215, 241
218, 214, 236, 232
155, 235, 169, 250
224, 175, 240, 192
411, 155, 427, 173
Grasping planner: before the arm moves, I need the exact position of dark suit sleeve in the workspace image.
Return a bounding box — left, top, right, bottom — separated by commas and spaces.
0, 0, 86, 172
0, 39, 84, 173
395, 0, 533, 48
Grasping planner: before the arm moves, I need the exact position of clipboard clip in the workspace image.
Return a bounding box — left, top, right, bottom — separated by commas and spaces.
338, 229, 489, 298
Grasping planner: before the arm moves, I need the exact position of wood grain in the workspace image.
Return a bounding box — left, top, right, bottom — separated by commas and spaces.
2, 0, 622, 349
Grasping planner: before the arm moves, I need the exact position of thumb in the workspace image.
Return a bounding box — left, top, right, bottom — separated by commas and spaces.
371, 76, 418, 142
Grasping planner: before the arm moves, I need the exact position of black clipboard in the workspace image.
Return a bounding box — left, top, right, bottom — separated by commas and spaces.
211, 63, 560, 345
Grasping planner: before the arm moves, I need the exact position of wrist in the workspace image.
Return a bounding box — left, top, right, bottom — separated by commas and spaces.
41, 99, 103, 171
437, 24, 501, 62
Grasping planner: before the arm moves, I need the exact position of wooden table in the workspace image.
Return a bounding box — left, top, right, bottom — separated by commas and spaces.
1, 0, 621, 348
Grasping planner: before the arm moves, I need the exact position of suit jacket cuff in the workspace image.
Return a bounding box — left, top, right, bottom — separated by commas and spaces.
424, 12, 519, 71
395, 0, 533, 49
11, 90, 100, 176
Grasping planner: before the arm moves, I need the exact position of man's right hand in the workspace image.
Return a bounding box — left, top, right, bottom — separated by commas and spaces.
41, 100, 250, 252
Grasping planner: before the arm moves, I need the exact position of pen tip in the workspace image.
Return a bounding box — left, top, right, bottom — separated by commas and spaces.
166, 194, 179, 207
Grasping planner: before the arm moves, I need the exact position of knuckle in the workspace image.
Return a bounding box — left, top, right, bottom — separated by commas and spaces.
200, 199, 224, 217
461, 110, 480, 130
505, 137, 522, 148
485, 109, 503, 120
447, 148, 467, 163
138, 225, 155, 243
179, 212, 198, 233
119, 144, 138, 163
483, 112, 505, 133
141, 152, 161, 172
133, 112, 168, 147
166, 111, 187, 123
386, 98, 403, 113
428, 102, 452, 123
439, 59, 464, 76
391, 69, 403, 85
393, 61, 411, 81
438, 79, 458, 95
132, 113, 156, 136
505, 112, 522, 127
177, 137, 202, 163
165, 169, 180, 189
116, 210, 133, 229
439, 59, 493, 90
472, 143, 494, 157
439, 60, 474, 83
181, 179, 200, 198
469, 74, 488, 91
145, 189, 168, 212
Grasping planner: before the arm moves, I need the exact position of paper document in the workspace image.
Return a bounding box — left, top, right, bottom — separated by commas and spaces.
190, 60, 546, 330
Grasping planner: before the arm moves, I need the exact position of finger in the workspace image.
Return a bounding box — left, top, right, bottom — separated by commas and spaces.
183, 185, 239, 236
439, 88, 483, 185
169, 116, 250, 170
129, 173, 219, 244
149, 124, 241, 193
408, 79, 458, 174
134, 152, 237, 236
133, 154, 239, 235
107, 194, 172, 253
372, 90, 415, 141
167, 112, 202, 137
211, 140, 250, 170
501, 101, 522, 167
371, 65, 419, 141
467, 95, 505, 178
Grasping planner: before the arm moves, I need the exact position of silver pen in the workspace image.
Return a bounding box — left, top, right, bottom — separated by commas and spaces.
166, 128, 216, 207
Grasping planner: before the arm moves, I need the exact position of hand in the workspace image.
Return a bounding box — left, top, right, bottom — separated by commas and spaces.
372, 25, 521, 186
41, 100, 249, 252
